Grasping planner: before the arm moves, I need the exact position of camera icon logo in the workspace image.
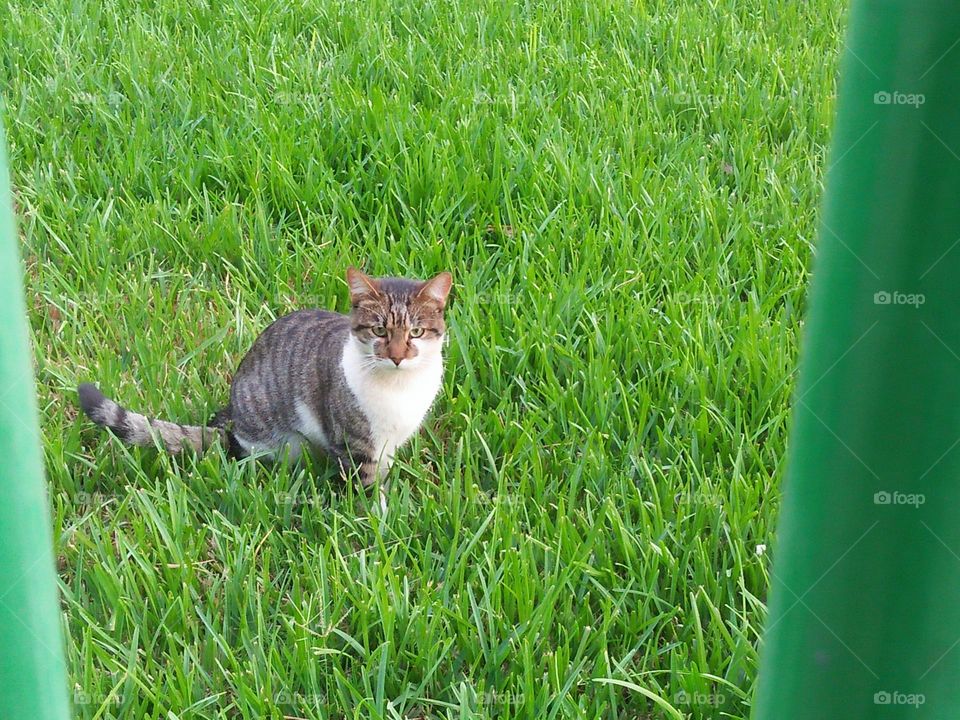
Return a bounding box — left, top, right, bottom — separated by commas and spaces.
874, 291, 891, 305
874, 91, 892, 105
874, 691, 892, 704
874, 491, 892, 505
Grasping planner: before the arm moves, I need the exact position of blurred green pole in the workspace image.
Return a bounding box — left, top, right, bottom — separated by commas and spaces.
0, 124, 70, 715
754, 2, 960, 719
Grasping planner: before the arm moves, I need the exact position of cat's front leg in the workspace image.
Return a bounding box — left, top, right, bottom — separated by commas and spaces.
359, 458, 391, 515
329, 448, 391, 512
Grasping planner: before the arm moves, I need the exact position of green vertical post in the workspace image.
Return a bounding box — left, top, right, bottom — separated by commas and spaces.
755, 2, 960, 719
0, 123, 71, 716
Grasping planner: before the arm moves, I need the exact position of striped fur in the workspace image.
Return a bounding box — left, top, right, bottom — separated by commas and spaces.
77, 383, 223, 452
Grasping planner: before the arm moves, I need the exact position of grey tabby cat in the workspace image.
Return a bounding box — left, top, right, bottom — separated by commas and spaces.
78, 267, 452, 498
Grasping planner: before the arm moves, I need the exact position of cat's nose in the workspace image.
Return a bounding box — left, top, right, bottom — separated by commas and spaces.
390, 358, 402, 366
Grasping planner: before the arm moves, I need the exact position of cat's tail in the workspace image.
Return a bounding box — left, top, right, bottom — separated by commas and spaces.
77, 383, 224, 453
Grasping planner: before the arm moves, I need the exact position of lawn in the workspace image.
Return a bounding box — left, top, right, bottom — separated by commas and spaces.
1, 0, 843, 717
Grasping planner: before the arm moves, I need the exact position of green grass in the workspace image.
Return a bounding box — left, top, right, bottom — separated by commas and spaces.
2, 0, 842, 717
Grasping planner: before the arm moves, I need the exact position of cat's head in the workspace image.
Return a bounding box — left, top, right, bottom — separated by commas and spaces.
346, 267, 452, 370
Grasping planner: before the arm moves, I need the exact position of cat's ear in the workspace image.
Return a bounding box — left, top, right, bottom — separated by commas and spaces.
346, 267, 380, 302
417, 271, 453, 306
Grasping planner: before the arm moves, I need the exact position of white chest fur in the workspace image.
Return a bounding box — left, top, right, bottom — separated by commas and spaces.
341, 336, 443, 463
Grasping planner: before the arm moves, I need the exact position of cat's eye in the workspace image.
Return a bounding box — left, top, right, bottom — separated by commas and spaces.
409, 327, 425, 338
372, 325, 387, 337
